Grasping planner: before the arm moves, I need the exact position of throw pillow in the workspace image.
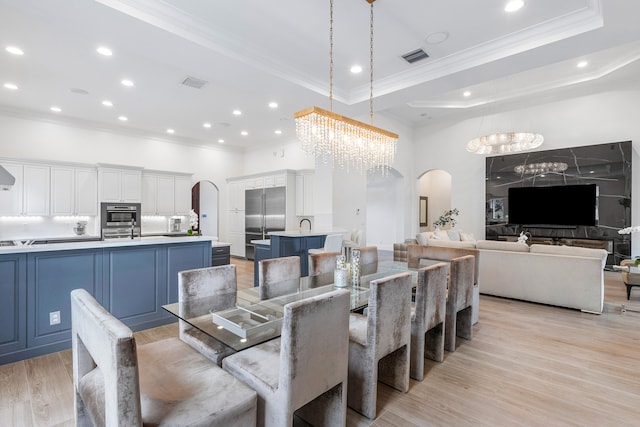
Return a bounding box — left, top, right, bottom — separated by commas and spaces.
435, 230, 450, 240
460, 232, 476, 242
447, 229, 461, 241
416, 232, 434, 245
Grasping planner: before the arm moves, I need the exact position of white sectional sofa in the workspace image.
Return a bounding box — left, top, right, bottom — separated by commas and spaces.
476, 240, 608, 314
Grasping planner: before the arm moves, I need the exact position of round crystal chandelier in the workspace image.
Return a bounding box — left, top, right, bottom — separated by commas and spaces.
514, 162, 568, 175
466, 132, 544, 155
294, 0, 398, 174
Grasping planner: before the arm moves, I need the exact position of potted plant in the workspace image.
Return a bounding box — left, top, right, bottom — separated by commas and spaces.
433, 208, 459, 231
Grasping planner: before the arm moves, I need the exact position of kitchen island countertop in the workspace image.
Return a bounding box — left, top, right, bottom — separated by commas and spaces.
268, 230, 347, 238
0, 235, 214, 254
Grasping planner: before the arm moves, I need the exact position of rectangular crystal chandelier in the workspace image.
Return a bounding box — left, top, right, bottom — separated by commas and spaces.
294, 106, 398, 173
294, 0, 398, 174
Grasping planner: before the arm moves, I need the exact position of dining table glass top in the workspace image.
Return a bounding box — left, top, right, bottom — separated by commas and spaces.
162, 260, 417, 351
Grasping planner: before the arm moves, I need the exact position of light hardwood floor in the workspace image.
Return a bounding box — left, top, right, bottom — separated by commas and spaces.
1, 257, 639, 427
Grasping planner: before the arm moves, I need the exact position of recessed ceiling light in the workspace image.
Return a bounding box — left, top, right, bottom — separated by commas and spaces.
504, 0, 524, 12
240, 131, 248, 136
268, 102, 278, 109
166, 128, 175, 134
50, 106, 61, 112
6, 46, 24, 55
463, 91, 471, 97
233, 109, 242, 116
275, 130, 282, 135
97, 46, 113, 56
425, 31, 449, 45
589, 170, 595, 174
121, 79, 134, 87
118, 116, 128, 121
577, 61, 588, 68
3, 83, 18, 90
350, 65, 363, 74
218, 139, 225, 144
102, 100, 113, 107
203, 122, 212, 128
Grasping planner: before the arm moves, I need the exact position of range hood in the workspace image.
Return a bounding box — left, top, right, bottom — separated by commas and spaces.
0, 165, 16, 191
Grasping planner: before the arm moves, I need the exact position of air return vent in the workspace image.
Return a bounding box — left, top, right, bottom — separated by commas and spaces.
181, 76, 208, 89
402, 48, 429, 64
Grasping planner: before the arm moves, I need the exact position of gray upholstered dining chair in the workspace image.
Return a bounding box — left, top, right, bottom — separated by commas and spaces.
347, 272, 412, 419
308, 251, 341, 287
410, 262, 448, 381
222, 289, 351, 427
445, 255, 475, 352
258, 255, 301, 300
357, 246, 378, 265
71, 288, 257, 427
178, 264, 237, 366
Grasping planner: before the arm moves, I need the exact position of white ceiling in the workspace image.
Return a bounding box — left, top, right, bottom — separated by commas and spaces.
1, 0, 639, 151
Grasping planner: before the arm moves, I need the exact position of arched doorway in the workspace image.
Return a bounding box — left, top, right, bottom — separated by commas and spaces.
366, 168, 404, 250
191, 180, 219, 237
418, 170, 452, 231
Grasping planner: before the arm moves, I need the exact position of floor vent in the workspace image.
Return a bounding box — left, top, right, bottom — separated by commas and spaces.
402, 48, 429, 64
181, 76, 208, 89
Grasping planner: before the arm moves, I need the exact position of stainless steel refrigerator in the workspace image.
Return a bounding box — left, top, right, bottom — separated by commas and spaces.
245, 187, 286, 260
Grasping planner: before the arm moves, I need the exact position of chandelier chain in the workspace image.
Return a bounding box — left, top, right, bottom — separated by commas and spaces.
369, 1, 374, 125
329, 0, 334, 112
293, 0, 398, 175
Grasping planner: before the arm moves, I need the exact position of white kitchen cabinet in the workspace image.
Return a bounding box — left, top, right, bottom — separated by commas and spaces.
142, 172, 192, 215
0, 162, 23, 215
98, 167, 142, 203
142, 174, 173, 215
174, 176, 192, 215
295, 171, 314, 216
228, 180, 245, 211
0, 162, 49, 216
51, 166, 97, 216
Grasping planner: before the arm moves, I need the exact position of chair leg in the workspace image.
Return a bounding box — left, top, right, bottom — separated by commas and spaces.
445, 309, 457, 352
74, 389, 92, 427
627, 285, 632, 300
425, 322, 445, 362
409, 331, 425, 381
347, 351, 378, 419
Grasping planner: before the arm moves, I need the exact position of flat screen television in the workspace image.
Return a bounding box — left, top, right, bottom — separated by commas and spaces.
507, 184, 598, 227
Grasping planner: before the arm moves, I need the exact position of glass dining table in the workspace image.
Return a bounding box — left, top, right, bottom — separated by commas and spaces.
162, 260, 417, 352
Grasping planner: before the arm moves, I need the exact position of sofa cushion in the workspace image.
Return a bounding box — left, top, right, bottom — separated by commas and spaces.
428, 240, 477, 249
434, 230, 450, 240
476, 240, 530, 252
416, 232, 434, 245
460, 232, 475, 242
530, 244, 608, 262
447, 229, 461, 241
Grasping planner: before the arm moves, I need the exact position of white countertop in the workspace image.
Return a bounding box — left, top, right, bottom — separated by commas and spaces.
268, 230, 347, 237
250, 239, 271, 245
0, 235, 214, 254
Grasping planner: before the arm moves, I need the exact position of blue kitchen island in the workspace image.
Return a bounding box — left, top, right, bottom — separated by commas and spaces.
252, 230, 346, 286
0, 236, 224, 364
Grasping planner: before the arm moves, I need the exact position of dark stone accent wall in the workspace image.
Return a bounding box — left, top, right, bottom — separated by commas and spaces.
485, 141, 631, 264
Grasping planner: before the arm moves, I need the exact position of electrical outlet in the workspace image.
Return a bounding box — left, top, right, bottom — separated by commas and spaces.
49, 311, 61, 326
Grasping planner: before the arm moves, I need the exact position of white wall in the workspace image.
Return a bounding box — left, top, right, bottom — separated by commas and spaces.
0, 113, 243, 241
419, 170, 452, 232
413, 89, 640, 255
242, 136, 315, 176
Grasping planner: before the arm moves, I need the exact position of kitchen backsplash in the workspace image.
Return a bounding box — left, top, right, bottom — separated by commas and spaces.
0, 216, 99, 240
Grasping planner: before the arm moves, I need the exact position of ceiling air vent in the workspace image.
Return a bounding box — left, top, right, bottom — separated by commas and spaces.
181, 76, 208, 89
402, 48, 429, 64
